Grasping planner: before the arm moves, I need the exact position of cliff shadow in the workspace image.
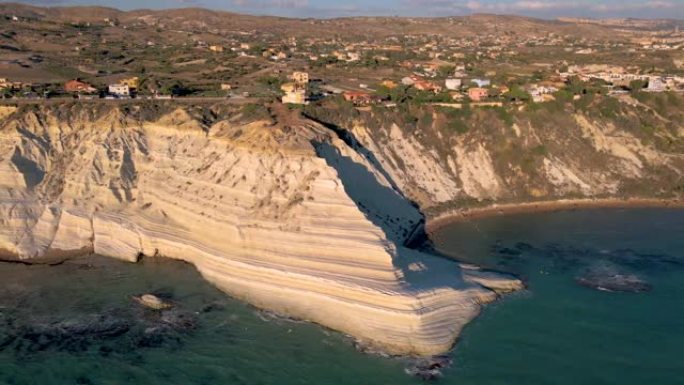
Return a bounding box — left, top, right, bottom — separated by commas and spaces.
306, 115, 430, 243
11, 147, 45, 190
313, 140, 423, 245
305, 115, 404, 196
312, 140, 471, 291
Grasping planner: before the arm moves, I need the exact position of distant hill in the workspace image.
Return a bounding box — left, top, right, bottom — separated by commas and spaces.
0, 2, 651, 39
557, 17, 684, 31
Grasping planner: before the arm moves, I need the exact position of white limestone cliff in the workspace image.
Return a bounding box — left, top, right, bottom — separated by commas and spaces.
0, 104, 521, 356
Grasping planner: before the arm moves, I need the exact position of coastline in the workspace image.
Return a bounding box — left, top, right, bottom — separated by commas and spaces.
425, 197, 684, 233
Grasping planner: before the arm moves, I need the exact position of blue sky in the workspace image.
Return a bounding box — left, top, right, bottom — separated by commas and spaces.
7, 0, 684, 19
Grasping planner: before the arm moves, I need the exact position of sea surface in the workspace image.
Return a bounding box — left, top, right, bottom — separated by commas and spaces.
0, 208, 682, 385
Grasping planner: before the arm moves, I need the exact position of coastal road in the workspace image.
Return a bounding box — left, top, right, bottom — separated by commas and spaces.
0, 96, 263, 106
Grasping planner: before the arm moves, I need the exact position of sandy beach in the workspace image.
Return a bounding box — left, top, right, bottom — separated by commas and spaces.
426, 198, 684, 233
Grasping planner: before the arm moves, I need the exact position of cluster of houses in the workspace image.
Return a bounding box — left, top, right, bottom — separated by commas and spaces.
275, 56, 684, 107
0, 78, 44, 99
562, 64, 684, 93
282, 61, 680, 109
274, 65, 556, 107
189, 25, 535, 70
186, 18, 683, 68
63, 77, 139, 99
199, 40, 293, 62
352, 71, 503, 106
0, 78, 25, 91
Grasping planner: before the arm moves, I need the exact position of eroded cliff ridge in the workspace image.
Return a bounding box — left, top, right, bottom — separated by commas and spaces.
0, 103, 520, 356
306, 92, 684, 215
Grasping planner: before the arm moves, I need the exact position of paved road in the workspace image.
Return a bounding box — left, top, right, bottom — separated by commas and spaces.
0, 97, 262, 105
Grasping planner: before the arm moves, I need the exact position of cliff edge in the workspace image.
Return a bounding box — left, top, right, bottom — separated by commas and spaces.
0, 102, 520, 356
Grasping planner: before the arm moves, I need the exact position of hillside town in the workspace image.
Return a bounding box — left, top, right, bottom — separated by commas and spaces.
1, 6, 683, 110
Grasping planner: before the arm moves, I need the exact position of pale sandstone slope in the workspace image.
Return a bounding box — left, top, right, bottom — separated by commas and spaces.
339, 111, 683, 211
0, 104, 520, 356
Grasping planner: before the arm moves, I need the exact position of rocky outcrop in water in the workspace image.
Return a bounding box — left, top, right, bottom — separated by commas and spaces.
0, 103, 521, 356
405, 355, 453, 381
0, 306, 199, 356
575, 274, 652, 293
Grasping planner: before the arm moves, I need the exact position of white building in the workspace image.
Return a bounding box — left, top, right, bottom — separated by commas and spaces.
471, 78, 491, 88
401, 77, 415, 86
282, 89, 307, 105
347, 52, 361, 62
529, 85, 558, 103
647, 77, 667, 92
108, 84, 130, 97
445, 78, 462, 90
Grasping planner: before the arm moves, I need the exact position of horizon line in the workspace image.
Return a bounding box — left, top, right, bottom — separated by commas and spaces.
2, 2, 683, 21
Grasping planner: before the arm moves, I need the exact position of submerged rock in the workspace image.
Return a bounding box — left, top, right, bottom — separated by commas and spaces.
0, 290, 201, 356
405, 355, 452, 381
159, 309, 198, 332
576, 273, 652, 293
8, 313, 132, 354
134, 294, 172, 310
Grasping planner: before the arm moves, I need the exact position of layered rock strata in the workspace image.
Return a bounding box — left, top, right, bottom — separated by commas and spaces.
0, 104, 519, 355
310, 105, 684, 212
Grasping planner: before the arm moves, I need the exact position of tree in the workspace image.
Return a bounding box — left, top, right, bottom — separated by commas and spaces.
629, 79, 647, 93
566, 76, 600, 95
553, 89, 574, 102
258, 76, 283, 89
389, 85, 412, 104
532, 70, 545, 82
163, 81, 192, 96
374, 85, 391, 100
506, 86, 531, 102
437, 65, 455, 79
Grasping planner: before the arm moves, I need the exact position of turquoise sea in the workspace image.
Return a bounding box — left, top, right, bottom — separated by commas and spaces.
0, 208, 682, 384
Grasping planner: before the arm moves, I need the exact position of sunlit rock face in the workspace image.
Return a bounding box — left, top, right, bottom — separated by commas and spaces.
0, 104, 519, 356
306, 102, 684, 217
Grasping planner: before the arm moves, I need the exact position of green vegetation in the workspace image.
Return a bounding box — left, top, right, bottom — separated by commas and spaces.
161, 81, 194, 97
439, 106, 471, 134
505, 86, 531, 102
531, 145, 548, 156
553, 89, 574, 102
640, 123, 656, 135
437, 65, 455, 79
377, 86, 452, 105
240, 103, 270, 121
418, 111, 433, 129
599, 97, 621, 118
257, 76, 283, 90
629, 79, 647, 92
565, 77, 603, 96
494, 106, 514, 127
